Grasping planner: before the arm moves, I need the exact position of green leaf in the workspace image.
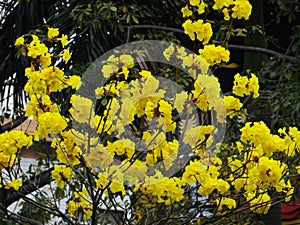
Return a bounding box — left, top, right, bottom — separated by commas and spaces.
110, 6, 117, 12
126, 14, 131, 24
132, 15, 139, 24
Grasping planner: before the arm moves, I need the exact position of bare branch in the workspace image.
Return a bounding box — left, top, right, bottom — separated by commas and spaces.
0, 114, 28, 134
0, 168, 53, 209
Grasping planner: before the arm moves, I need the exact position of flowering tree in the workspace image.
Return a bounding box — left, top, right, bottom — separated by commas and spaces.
0, 0, 300, 225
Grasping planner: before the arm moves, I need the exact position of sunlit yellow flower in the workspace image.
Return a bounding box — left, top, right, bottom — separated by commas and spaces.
199, 44, 230, 66
58, 34, 69, 47
62, 49, 71, 62
232, 0, 252, 20
182, 19, 195, 41
181, 5, 193, 18
14, 36, 24, 46
212, 0, 234, 10
6, 179, 22, 190
48, 27, 59, 39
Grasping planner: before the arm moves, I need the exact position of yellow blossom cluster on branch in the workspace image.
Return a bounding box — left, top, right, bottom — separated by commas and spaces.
6, 0, 299, 221
12, 28, 82, 197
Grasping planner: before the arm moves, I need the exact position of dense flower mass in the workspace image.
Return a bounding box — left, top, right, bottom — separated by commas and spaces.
5, 1, 298, 223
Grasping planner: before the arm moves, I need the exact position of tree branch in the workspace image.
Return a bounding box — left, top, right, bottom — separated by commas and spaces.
227, 44, 298, 62
0, 168, 53, 209
125, 24, 299, 62
0, 114, 28, 134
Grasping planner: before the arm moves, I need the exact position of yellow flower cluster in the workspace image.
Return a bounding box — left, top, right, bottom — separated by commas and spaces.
212, 0, 252, 20
25, 95, 60, 121
70, 95, 94, 123
163, 44, 209, 75
182, 19, 212, 44
37, 112, 68, 138
141, 172, 184, 205
182, 159, 230, 197
183, 125, 214, 150
67, 188, 92, 220
14, 29, 86, 195
27, 35, 49, 59
0, 130, 32, 170
228, 123, 297, 211
199, 44, 230, 66
95, 80, 127, 98
233, 73, 260, 98
51, 164, 73, 189
96, 172, 126, 196
216, 197, 237, 212
224, 95, 243, 118
11, 19, 298, 222
15, 29, 81, 140
246, 192, 271, 214
101, 54, 134, 79
51, 129, 82, 166
145, 138, 179, 169
181, 0, 206, 18
180, 0, 253, 80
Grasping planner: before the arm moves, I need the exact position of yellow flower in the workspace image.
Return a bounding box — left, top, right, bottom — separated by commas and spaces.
247, 192, 271, 214
212, 0, 234, 10
84, 144, 113, 168
232, 73, 260, 98
48, 27, 59, 39
119, 66, 129, 79
183, 125, 213, 148
67, 188, 92, 220
61, 34, 69, 47
139, 69, 152, 77
194, 20, 213, 44
232, 0, 252, 20
102, 64, 118, 78
120, 54, 134, 67
197, 1, 206, 15
6, 179, 22, 190
248, 73, 260, 98
182, 19, 195, 41
224, 95, 243, 118
62, 49, 71, 62
181, 5, 193, 18
217, 197, 236, 211
232, 73, 249, 97
199, 44, 230, 66
70, 95, 94, 123
174, 91, 188, 113
163, 44, 175, 61
51, 164, 73, 189
37, 112, 68, 138
222, 8, 231, 21
67, 75, 82, 90
27, 35, 48, 58
14, 36, 24, 46
189, 0, 200, 6
39, 53, 52, 68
